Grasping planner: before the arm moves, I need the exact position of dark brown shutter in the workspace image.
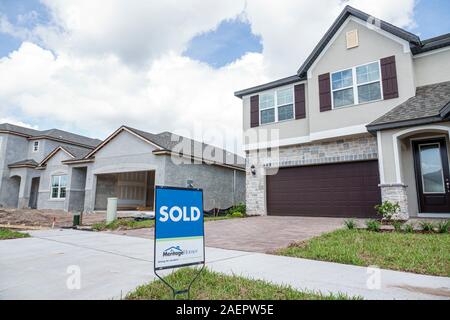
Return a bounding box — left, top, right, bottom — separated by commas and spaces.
318, 73, 332, 112
250, 95, 259, 128
294, 84, 306, 119
380, 56, 399, 100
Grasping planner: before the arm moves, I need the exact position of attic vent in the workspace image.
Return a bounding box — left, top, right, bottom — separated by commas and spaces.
346, 29, 359, 49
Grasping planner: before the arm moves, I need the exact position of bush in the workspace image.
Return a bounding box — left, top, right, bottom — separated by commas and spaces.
419, 221, 435, 232
227, 203, 246, 216
365, 219, 381, 232
403, 223, 415, 233
392, 220, 403, 232
436, 221, 449, 234
344, 219, 357, 230
374, 201, 400, 221
230, 212, 244, 218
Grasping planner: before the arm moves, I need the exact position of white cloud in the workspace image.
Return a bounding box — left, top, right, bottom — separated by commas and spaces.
0, 0, 417, 153
0, 116, 39, 130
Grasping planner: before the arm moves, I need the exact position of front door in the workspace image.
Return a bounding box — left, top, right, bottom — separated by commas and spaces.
413, 138, 450, 213
28, 177, 40, 209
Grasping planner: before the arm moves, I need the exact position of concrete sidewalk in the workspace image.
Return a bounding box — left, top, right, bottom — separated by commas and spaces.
0, 229, 449, 300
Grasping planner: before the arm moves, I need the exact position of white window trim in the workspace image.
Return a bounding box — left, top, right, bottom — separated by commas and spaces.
418, 142, 446, 195
331, 60, 384, 109
50, 175, 67, 199
259, 86, 296, 125
32, 141, 39, 153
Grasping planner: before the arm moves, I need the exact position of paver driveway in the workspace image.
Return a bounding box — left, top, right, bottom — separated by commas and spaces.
110, 216, 346, 253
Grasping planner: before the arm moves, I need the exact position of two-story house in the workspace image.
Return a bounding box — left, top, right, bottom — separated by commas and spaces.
235, 6, 450, 219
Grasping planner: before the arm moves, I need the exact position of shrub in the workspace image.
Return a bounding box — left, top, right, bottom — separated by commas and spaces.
392, 220, 403, 232
374, 201, 400, 221
344, 219, 357, 230
419, 221, 435, 232
230, 212, 244, 218
403, 223, 415, 233
227, 203, 246, 216
365, 219, 381, 232
436, 221, 449, 234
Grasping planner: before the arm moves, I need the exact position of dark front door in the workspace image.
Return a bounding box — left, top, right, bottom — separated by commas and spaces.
266, 160, 381, 218
413, 138, 450, 213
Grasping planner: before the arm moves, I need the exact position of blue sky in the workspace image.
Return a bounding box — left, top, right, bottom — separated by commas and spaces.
0, 0, 449, 67
0, 0, 450, 68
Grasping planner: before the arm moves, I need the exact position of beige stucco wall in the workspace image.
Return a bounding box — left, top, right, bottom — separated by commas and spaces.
242, 17, 418, 147
242, 82, 310, 143
414, 49, 450, 87
308, 19, 416, 133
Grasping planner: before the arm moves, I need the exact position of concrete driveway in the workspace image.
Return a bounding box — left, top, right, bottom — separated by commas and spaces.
111, 216, 347, 253
1, 229, 449, 300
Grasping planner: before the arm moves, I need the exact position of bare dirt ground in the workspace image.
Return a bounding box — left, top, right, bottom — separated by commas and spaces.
0, 208, 132, 228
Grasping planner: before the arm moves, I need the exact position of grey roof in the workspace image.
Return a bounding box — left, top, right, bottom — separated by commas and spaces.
0, 123, 41, 136
367, 81, 450, 132
124, 126, 245, 169
0, 123, 101, 148
234, 74, 305, 98
235, 6, 450, 99
412, 33, 450, 55
63, 145, 93, 159
8, 159, 39, 168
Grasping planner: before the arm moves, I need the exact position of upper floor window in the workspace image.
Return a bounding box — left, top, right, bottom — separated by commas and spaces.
331, 61, 382, 108
32, 141, 39, 152
51, 175, 67, 199
259, 87, 294, 125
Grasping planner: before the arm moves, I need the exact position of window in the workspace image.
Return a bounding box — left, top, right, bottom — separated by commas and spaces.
419, 143, 445, 194
331, 61, 382, 109
32, 141, 39, 152
51, 175, 67, 199
259, 87, 294, 124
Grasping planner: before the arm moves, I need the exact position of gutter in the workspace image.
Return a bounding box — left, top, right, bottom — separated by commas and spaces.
152, 149, 245, 171
366, 115, 444, 133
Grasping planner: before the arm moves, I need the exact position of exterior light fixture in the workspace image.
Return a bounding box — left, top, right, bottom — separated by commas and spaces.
250, 165, 256, 176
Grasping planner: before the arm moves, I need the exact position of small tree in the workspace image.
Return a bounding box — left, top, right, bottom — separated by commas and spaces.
374, 201, 400, 221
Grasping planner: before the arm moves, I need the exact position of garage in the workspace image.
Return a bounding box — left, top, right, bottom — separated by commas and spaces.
266, 160, 381, 218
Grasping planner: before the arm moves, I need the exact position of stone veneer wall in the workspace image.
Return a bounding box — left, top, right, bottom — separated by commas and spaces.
379, 184, 409, 220
246, 134, 379, 216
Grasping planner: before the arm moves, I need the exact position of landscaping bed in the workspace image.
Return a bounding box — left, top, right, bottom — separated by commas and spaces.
276, 228, 450, 277
126, 268, 356, 300
0, 228, 30, 240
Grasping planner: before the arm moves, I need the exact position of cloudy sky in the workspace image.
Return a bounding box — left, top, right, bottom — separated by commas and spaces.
0, 0, 449, 153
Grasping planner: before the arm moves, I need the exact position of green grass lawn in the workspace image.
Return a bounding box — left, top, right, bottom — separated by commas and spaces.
0, 228, 30, 240
126, 268, 356, 300
276, 229, 450, 277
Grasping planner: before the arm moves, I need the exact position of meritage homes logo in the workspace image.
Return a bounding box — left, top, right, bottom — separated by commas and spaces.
163, 245, 198, 257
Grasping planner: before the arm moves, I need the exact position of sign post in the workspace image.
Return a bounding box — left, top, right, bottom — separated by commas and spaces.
153, 186, 205, 299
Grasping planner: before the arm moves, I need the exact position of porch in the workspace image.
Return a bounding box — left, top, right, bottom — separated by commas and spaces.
377, 124, 450, 219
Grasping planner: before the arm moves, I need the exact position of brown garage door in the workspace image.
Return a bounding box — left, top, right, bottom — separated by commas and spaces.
267, 160, 381, 218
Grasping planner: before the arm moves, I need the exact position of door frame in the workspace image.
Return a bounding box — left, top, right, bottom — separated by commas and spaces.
412, 137, 450, 214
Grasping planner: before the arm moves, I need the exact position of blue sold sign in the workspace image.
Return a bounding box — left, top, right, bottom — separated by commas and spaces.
154, 186, 205, 270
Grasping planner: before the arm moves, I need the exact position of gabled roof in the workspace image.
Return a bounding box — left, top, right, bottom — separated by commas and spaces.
367, 81, 450, 132
235, 6, 450, 99
296, 5, 420, 77
37, 145, 93, 167
8, 159, 39, 169
0, 123, 101, 148
79, 125, 245, 170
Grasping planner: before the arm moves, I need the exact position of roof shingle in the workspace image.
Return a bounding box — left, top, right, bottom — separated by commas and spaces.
367, 81, 450, 131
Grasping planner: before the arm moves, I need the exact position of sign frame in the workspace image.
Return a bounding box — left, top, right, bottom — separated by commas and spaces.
153, 185, 205, 299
